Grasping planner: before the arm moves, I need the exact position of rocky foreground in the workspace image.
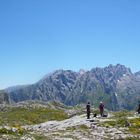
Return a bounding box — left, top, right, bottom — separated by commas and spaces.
0, 101, 140, 140
1, 114, 140, 140
20, 113, 140, 140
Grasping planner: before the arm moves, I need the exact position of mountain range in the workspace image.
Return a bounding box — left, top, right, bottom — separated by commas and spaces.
1, 64, 140, 111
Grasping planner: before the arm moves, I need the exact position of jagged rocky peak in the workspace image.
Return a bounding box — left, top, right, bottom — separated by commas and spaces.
91, 64, 132, 76
40, 69, 78, 83
37, 69, 79, 89
104, 64, 131, 74
79, 69, 87, 75
134, 71, 140, 76
50, 69, 79, 81
40, 70, 65, 80
114, 64, 131, 74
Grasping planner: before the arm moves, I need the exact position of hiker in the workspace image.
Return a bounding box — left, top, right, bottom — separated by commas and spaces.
86, 102, 91, 119
137, 103, 140, 114
99, 101, 104, 117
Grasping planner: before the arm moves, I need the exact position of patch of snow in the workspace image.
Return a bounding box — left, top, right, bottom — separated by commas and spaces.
115, 92, 118, 97
79, 69, 86, 75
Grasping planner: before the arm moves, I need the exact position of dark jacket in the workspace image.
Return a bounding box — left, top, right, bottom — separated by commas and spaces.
86, 104, 90, 112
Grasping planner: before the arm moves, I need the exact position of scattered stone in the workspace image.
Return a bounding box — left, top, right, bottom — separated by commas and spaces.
20, 135, 35, 140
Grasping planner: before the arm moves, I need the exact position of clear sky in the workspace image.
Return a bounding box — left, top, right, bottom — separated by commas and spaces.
0, 0, 140, 89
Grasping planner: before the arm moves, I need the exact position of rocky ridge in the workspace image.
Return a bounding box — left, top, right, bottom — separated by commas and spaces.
4, 64, 140, 111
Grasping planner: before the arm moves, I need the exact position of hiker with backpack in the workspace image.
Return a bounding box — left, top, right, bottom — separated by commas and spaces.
99, 101, 104, 117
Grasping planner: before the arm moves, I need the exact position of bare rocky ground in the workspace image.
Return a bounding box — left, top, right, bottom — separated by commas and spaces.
0, 101, 140, 140
20, 114, 140, 140
1, 115, 138, 140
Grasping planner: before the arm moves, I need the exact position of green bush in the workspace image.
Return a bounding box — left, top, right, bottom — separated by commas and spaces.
0, 127, 13, 134
128, 118, 140, 134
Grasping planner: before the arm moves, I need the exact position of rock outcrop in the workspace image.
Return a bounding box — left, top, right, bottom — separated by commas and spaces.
0, 90, 9, 104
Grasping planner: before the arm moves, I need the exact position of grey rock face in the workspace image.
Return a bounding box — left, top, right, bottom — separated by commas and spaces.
0, 90, 9, 104
4, 64, 140, 110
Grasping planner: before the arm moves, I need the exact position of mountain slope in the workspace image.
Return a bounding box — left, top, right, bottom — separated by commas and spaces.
5, 64, 140, 110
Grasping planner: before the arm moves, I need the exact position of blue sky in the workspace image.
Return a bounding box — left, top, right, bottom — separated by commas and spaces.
0, 0, 140, 89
